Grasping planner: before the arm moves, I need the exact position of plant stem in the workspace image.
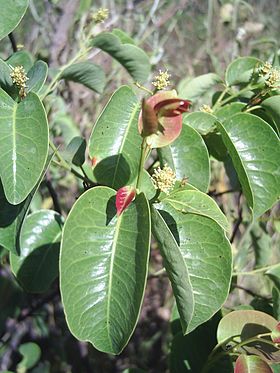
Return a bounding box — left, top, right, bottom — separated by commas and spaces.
49, 141, 93, 184
136, 138, 150, 190
245, 105, 262, 113
219, 84, 260, 106
232, 262, 280, 277
42, 32, 91, 100
212, 86, 229, 110
134, 82, 153, 95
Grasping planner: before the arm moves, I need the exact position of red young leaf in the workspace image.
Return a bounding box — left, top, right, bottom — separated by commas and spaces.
235, 355, 273, 373
154, 98, 191, 117
138, 90, 191, 148
116, 186, 136, 216
271, 322, 280, 343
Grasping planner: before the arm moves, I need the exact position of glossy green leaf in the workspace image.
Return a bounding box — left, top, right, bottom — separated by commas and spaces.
0, 155, 53, 254
61, 62, 105, 94
0, 0, 29, 41
178, 73, 222, 101
235, 354, 273, 373
215, 102, 246, 123
225, 57, 261, 86
184, 111, 216, 136
217, 113, 280, 218
89, 86, 141, 189
27, 61, 48, 94
217, 310, 280, 364
64, 136, 86, 166
92, 32, 151, 82
60, 187, 151, 354
151, 204, 232, 334
161, 189, 229, 231
261, 95, 280, 134
158, 123, 210, 192
0, 89, 49, 204
17, 342, 41, 371
138, 170, 156, 200
10, 210, 63, 293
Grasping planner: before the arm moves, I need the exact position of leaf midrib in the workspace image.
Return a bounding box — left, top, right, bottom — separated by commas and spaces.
12, 103, 17, 200
112, 102, 139, 188
106, 214, 122, 350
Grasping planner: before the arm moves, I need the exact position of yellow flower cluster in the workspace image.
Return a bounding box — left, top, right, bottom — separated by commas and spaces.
200, 104, 213, 114
266, 68, 280, 88
259, 61, 272, 75
10, 65, 29, 98
152, 70, 171, 90
151, 164, 176, 194
259, 61, 280, 88
92, 8, 109, 23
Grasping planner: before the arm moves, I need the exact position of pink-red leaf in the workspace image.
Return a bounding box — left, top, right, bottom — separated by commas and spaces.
235, 355, 273, 373
271, 322, 280, 343
116, 186, 136, 216
138, 90, 191, 148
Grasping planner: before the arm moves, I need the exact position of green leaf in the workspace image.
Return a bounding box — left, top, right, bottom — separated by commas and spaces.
64, 136, 86, 166
158, 123, 210, 192
217, 113, 280, 218
10, 210, 63, 293
169, 313, 233, 373
17, 342, 41, 371
0, 0, 29, 41
60, 187, 151, 354
0, 155, 53, 254
151, 204, 232, 334
235, 355, 273, 373
27, 61, 48, 94
261, 95, 280, 134
138, 170, 156, 200
7, 50, 34, 71
92, 32, 151, 82
61, 62, 105, 94
217, 310, 280, 364
0, 58, 14, 94
161, 189, 230, 231
225, 57, 261, 86
178, 73, 222, 101
0, 89, 49, 204
215, 102, 246, 123
184, 112, 216, 136
89, 86, 141, 189
112, 29, 136, 45
266, 265, 280, 289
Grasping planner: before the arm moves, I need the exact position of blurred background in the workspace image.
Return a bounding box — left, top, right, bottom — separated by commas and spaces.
1, 1, 280, 372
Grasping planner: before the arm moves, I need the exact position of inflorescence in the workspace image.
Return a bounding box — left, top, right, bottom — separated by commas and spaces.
151, 164, 176, 194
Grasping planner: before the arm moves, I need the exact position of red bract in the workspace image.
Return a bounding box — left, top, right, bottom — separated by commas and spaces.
116, 186, 136, 216
154, 98, 191, 117
138, 90, 191, 148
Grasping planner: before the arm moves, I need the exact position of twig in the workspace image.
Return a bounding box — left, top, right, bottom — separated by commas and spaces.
45, 173, 62, 214
8, 33, 17, 53
208, 189, 237, 197
230, 191, 243, 243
